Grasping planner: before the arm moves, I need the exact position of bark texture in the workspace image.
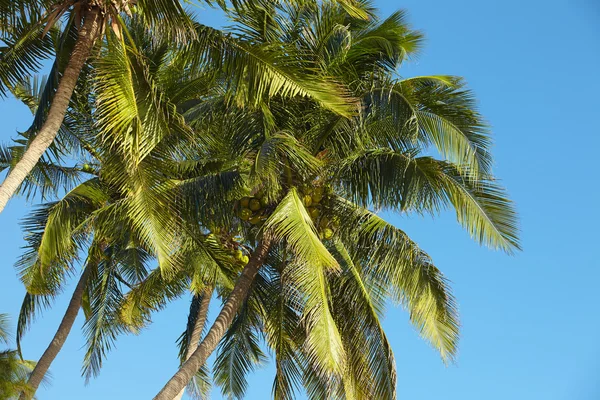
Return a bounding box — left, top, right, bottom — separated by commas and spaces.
153, 239, 272, 400
0, 6, 103, 213
173, 286, 213, 400
19, 266, 92, 400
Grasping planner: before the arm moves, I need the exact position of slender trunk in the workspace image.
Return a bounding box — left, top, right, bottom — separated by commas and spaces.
173, 286, 213, 400
153, 238, 272, 400
19, 266, 92, 400
0, 6, 102, 213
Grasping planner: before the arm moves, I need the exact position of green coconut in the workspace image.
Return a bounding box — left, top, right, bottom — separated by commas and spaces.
319, 217, 330, 228
240, 208, 252, 220
249, 199, 261, 211
303, 195, 313, 207
310, 208, 321, 219
234, 249, 244, 260
240, 197, 250, 208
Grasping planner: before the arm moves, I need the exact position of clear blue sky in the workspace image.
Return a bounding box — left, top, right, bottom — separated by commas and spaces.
1, 0, 599, 398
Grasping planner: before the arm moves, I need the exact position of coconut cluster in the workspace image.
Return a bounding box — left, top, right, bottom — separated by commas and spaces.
237, 194, 270, 225
236, 186, 339, 240
299, 185, 339, 240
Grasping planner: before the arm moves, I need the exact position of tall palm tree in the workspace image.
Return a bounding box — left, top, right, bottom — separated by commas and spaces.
152, 2, 520, 398
12, 12, 354, 398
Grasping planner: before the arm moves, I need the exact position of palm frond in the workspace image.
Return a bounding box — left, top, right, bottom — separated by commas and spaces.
264, 188, 338, 271
214, 285, 267, 399
0, 12, 55, 96
332, 198, 460, 362
400, 76, 493, 176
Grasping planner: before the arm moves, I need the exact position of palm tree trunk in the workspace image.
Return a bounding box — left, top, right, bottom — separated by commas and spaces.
173, 286, 213, 400
0, 6, 103, 213
19, 266, 92, 400
153, 238, 272, 400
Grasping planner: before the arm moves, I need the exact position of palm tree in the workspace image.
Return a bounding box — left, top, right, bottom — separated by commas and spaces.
12, 12, 355, 398
152, 2, 520, 398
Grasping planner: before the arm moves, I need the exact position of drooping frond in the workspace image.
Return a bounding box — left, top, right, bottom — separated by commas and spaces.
332, 197, 460, 362
334, 149, 520, 252
15, 292, 52, 358
81, 243, 127, 381
401, 157, 521, 252
16, 178, 107, 295
256, 261, 304, 400
328, 241, 397, 400
0, 11, 55, 96
400, 76, 493, 176
0, 314, 9, 345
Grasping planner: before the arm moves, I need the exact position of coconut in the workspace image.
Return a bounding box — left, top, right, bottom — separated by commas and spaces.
322, 228, 333, 239
310, 208, 321, 219
240, 197, 250, 208
303, 195, 313, 207
319, 217, 330, 228
249, 199, 261, 211
240, 208, 252, 220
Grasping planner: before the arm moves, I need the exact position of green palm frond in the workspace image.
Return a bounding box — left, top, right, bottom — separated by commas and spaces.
214, 283, 267, 399
0, 11, 55, 96
347, 10, 423, 73
135, 0, 194, 42
283, 260, 345, 378
180, 23, 357, 116
400, 76, 493, 176
187, 365, 212, 400
81, 243, 126, 381
328, 241, 397, 400
264, 188, 338, 270
16, 178, 107, 295
253, 258, 304, 400
332, 197, 460, 362
252, 131, 322, 198
402, 157, 521, 252
0, 314, 9, 345
15, 292, 52, 358
119, 267, 190, 332
334, 149, 520, 252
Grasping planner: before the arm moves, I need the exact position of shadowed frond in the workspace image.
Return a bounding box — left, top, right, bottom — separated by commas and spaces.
214, 285, 267, 399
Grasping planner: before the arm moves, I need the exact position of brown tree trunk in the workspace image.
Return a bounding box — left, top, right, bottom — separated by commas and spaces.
153, 238, 272, 400
19, 266, 92, 400
0, 6, 103, 213
173, 286, 213, 400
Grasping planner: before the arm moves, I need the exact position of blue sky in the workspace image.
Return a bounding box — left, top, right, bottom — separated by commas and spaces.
1, 0, 599, 399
